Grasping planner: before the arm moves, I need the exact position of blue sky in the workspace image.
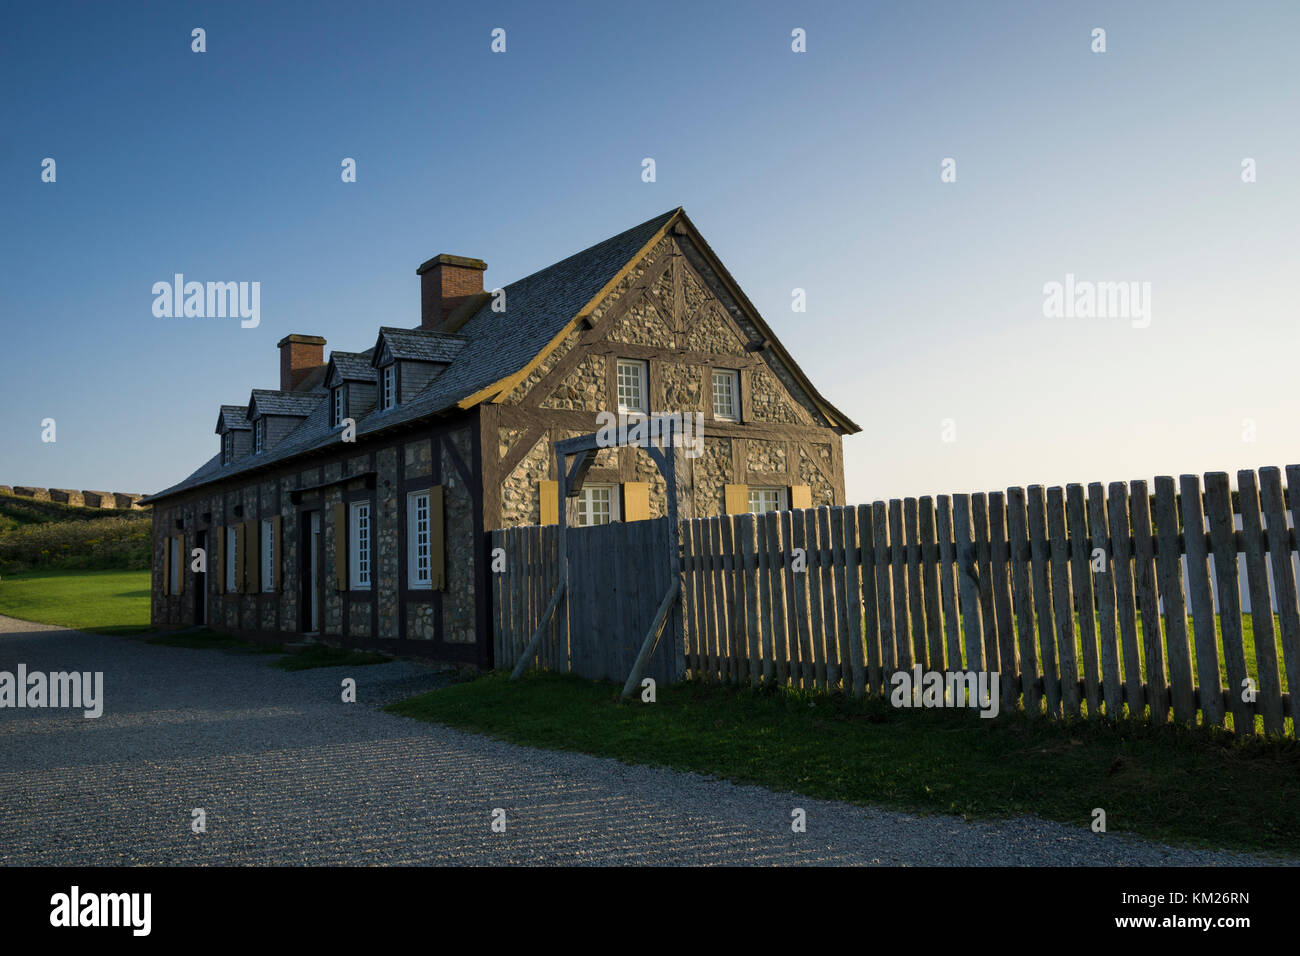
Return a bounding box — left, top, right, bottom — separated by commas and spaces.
2, 0, 1297, 504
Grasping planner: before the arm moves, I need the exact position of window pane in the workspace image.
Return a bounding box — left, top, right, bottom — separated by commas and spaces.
261, 520, 274, 591
713, 370, 736, 419
353, 503, 371, 587
226, 528, 238, 591
577, 486, 613, 526
617, 361, 644, 412
410, 492, 430, 586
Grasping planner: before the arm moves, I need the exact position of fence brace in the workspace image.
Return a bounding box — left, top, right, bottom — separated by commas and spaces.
620, 579, 681, 700
509, 581, 567, 680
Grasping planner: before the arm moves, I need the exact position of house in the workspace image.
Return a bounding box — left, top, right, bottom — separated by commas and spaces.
141, 208, 860, 665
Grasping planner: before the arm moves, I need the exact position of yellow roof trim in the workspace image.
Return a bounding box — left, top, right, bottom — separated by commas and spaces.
669, 210, 861, 434
455, 209, 683, 410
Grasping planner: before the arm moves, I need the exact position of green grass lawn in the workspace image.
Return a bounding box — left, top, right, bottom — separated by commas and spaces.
0, 569, 151, 635
936, 610, 1289, 733
271, 645, 390, 670
388, 670, 1300, 856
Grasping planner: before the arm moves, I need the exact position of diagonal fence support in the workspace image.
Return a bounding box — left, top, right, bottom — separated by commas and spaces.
621, 579, 681, 700
509, 582, 567, 680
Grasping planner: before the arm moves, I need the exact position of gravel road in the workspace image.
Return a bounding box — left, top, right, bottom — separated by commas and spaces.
0, 615, 1285, 866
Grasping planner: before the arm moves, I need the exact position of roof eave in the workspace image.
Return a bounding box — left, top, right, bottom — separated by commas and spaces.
672, 209, 862, 435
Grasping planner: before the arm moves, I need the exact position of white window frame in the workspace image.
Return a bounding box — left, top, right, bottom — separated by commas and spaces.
350, 501, 372, 589
748, 486, 787, 514
712, 368, 739, 421
616, 359, 648, 414
380, 364, 396, 411
574, 483, 619, 527
331, 385, 346, 428
260, 519, 275, 592
253, 417, 266, 454
407, 490, 432, 589
222, 431, 234, 464
225, 526, 238, 592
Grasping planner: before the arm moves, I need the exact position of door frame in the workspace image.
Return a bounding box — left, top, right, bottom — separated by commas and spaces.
301, 509, 322, 633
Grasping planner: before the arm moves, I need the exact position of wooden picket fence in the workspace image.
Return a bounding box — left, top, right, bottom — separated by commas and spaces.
492, 524, 564, 675
492, 518, 682, 685
679, 465, 1300, 736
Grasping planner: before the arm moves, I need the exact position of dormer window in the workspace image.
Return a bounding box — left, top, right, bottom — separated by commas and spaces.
222, 431, 234, 465
380, 364, 396, 411
331, 385, 346, 428
253, 417, 266, 454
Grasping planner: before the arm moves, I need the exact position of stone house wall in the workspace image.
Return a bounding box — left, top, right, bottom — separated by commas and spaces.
150, 417, 484, 665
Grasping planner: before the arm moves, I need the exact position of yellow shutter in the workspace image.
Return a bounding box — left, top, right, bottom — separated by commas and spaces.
235, 522, 246, 593
429, 485, 446, 590
622, 482, 650, 521
724, 483, 749, 515
175, 535, 184, 595
333, 502, 348, 591
539, 480, 558, 525
790, 485, 812, 510
272, 515, 282, 593
216, 526, 225, 594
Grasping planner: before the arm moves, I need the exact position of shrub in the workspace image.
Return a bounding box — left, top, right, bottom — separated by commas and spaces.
0, 516, 151, 573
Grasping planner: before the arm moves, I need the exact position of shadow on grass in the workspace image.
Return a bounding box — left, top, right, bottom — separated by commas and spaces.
144, 628, 283, 654
272, 645, 390, 671
387, 670, 1300, 857
139, 628, 390, 671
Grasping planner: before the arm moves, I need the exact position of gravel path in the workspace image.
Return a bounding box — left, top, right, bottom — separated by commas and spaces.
0, 615, 1285, 866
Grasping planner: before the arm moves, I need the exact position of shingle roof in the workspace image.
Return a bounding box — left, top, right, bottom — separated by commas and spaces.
328, 350, 375, 382
143, 208, 714, 503
247, 390, 322, 419
215, 405, 251, 433
376, 328, 468, 364
369, 207, 679, 434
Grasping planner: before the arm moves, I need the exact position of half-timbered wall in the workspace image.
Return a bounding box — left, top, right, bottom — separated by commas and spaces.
484, 229, 847, 530
150, 417, 486, 664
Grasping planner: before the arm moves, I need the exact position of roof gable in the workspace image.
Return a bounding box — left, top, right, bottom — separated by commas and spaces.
326, 350, 375, 387
372, 327, 470, 366
145, 206, 855, 503
215, 405, 251, 434
247, 389, 321, 420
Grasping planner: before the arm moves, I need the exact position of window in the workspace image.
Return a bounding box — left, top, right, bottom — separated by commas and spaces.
380, 365, 396, 410
331, 385, 346, 428
253, 417, 266, 454
168, 537, 181, 595
712, 369, 739, 420
748, 486, 786, 513
260, 519, 275, 592
616, 359, 647, 413
575, 484, 619, 526
350, 501, 371, 588
408, 491, 431, 588
222, 431, 234, 465
225, 526, 238, 592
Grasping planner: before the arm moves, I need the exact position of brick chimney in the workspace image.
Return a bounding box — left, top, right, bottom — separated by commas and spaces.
418, 254, 487, 331
277, 334, 326, 392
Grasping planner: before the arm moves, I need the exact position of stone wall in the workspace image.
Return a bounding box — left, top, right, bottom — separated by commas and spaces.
2, 486, 147, 510
492, 230, 844, 526
149, 422, 483, 666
